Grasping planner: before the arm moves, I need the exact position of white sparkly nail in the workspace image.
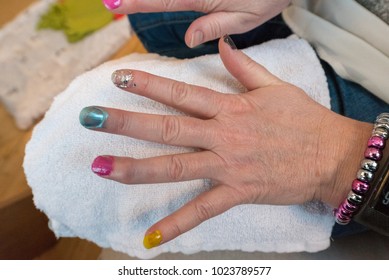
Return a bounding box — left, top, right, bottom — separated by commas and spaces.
111, 70, 135, 88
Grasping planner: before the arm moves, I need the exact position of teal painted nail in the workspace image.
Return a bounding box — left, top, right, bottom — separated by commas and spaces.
79, 107, 108, 128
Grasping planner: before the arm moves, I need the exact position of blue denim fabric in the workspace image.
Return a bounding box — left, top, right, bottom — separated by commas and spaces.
128, 13, 292, 58
128, 12, 389, 238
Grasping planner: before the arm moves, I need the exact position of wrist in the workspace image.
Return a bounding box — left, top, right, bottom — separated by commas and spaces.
315, 113, 373, 208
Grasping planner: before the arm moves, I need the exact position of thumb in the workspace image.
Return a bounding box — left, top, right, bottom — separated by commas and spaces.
219, 35, 281, 91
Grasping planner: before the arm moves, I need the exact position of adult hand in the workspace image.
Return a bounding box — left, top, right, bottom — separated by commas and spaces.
80, 36, 372, 249
103, 0, 291, 47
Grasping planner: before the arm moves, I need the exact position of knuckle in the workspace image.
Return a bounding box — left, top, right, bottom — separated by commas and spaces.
120, 160, 137, 184
161, 115, 181, 144
161, 0, 174, 11
208, 20, 223, 40
193, 199, 215, 222
167, 155, 185, 181
170, 81, 191, 107
192, 0, 211, 12
116, 113, 131, 133
169, 220, 184, 238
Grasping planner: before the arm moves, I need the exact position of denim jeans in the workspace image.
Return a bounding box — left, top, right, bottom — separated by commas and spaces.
128, 12, 389, 237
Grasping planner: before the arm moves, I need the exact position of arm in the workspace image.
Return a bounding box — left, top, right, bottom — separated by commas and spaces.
103, 0, 291, 47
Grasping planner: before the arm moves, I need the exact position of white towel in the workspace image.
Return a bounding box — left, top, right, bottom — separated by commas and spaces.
24, 36, 335, 259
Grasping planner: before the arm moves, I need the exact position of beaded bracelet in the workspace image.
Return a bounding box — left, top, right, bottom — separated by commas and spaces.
334, 113, 389, 225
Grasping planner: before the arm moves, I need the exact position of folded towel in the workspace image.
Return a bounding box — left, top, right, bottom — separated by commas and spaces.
0, 0, 131, 129
24, 36, 334, 259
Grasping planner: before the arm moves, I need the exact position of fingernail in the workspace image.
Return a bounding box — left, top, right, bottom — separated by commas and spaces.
92, 156, 114, 176
79, 107, 108, 129
190, 30, 204, 48
111, 69, 135, 89
223, 34, 237, 50
103, 0, 121, 10
143, 230, 163, 249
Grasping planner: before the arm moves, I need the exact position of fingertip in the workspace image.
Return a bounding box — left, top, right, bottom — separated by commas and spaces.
79, 106, 109, 129
187, 30, 204, 48
221, 34, 237, 50
91, 155, 114, 176
102, 0, 122, 10
143, 229, 163, 249
111, 69, 136, 89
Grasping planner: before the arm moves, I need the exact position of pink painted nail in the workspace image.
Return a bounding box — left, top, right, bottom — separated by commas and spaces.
92, 156, 114, 176
103, 0, 121, 10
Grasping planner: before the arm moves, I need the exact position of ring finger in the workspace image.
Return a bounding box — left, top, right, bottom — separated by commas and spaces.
91, 151, 222, 184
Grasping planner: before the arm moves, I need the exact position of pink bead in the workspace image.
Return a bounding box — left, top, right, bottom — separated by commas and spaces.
351, 179, 370, 194
339, 204, 354, 216
364, 147, 382, 161
368, 136, 385, 149
343, 199, 358, 211
335, 210, 352, 224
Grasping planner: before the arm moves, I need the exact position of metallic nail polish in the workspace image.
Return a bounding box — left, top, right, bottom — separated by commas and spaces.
223, 34, 237, 50
143, 230, 163, 249
79, 107, 108, 129
111, 70, 135, 89
103, 0, 121, 10
91, 156, 114, 176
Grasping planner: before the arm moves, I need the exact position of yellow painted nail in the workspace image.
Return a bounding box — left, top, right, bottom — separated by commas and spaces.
143, 230, 162, 249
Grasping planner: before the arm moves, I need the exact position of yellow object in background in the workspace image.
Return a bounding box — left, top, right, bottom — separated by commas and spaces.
37, 0, 114, 43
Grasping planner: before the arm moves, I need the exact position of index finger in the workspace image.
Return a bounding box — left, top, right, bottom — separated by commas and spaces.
111, 69, 224, 119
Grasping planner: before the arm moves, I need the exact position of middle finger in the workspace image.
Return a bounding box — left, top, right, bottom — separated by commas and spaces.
79, 106, 216, 149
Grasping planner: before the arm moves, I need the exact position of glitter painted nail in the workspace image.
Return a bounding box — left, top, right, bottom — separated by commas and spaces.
111, 69, 135, 89
79, 107, 108, 129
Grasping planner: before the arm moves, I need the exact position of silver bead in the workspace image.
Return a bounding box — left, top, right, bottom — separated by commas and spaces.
377, 113, 389, 120
356, 169, 374, 182
335, 216, 351, 225
376, 117, 389, 124
361, 159, 378, 172
347, 191, 363, 205
374, 123, 389, 132
372, 127, 389, 139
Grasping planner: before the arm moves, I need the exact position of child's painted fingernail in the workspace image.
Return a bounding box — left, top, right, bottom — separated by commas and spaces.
223, 34, 237, 50
79, 107, 108, 129
143, 230, 163, 249
111, 69, 135, 88
103, 0, 121, 10
92, 156, 114, 176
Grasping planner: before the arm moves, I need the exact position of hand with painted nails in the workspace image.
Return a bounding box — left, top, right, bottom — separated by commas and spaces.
102, 0, 291, 47
80, 36, 372, 249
